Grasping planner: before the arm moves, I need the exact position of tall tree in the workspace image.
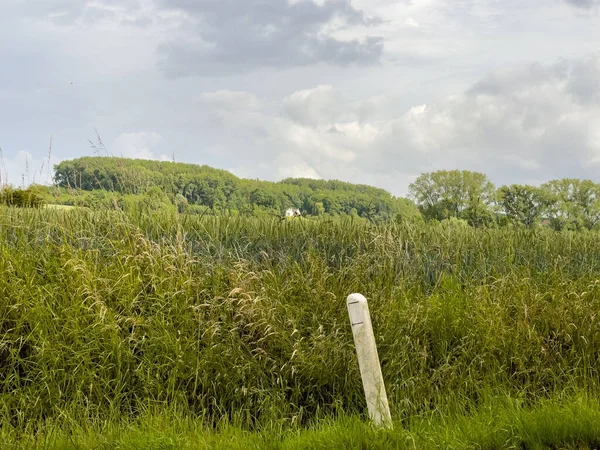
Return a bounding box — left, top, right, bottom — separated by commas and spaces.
409, 170, 495, 223
541, 179, 600, 231
497, 184, 550, 228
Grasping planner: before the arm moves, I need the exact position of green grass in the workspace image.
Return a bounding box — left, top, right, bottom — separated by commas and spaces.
44, 203, 77, 211
5, 393, 600, 449
3, 206, 600, 448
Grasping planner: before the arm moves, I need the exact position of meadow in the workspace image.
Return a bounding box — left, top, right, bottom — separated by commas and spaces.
3, 206, 600, 448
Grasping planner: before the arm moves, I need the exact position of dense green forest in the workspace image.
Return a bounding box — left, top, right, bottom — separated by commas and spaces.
50, 157, 419, 222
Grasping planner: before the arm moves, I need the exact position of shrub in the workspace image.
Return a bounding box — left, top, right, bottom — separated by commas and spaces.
0, 186, 46, 208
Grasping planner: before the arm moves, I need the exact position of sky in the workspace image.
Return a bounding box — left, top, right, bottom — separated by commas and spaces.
1, 0, 600, 196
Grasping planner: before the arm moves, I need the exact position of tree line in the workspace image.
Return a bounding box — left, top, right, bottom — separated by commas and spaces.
44, 158, 600, 229
52, 157, 420, 222
409, 170, 600, 230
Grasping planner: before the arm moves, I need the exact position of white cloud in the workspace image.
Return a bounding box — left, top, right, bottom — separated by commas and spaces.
404, 18, 419, 28
198, 90, 261, 111
282, 85, 345, 127
0, 150, 59, 187
3, 0, 600, 197
275, 156, 322, 180
111, 132, 164, 160
197, 56, 600, 195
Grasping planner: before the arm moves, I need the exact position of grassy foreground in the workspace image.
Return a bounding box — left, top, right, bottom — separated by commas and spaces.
3, 207, 600, 448
4, 393, 600, 449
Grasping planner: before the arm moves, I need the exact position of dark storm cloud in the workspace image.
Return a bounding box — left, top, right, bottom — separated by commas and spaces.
155, 0, 384, 76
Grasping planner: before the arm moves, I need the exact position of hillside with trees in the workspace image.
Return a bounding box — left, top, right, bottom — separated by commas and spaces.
42, 158, 600, 230
52, 157, 420, 222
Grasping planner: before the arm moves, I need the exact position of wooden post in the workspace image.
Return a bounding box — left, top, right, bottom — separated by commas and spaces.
346, 293, 392, 428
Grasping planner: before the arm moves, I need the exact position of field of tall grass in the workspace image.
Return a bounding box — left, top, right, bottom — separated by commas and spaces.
3, 207, 600, 448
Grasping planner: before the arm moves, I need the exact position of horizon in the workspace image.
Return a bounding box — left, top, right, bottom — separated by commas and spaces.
6, 154, 600, 202
2, 0, 600, 196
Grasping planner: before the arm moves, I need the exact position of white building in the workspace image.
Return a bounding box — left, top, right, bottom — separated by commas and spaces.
285, 208, 301, 217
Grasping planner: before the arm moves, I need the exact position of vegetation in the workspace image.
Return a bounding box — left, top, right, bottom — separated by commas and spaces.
6, 394, 600, 449
410, 170, 600, 230
53, 157, 416, 221
408, 169, 496, 225
3, 206, 600, 447
49, 157, 600, 233
0, 186, 46, 208
2, 157, 600, 446
497, 184, 551, 228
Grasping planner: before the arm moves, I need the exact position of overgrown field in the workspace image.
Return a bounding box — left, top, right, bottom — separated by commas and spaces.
3, 207, 600, 448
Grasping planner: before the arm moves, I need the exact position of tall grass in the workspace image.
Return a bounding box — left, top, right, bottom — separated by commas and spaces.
6, 393, 600, 449
2, 207, 600, 445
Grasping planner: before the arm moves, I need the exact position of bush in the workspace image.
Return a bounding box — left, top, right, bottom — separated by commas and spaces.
0, 187, 46, 208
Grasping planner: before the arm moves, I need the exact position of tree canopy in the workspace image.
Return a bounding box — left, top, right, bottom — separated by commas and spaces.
50, 158, 600, 230
409, 170, 600, 230
53, 157, 420, 222
497, 185, 550, 228
409, 170, 495, 225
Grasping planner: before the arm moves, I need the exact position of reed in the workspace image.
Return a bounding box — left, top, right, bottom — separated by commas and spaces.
2, 207, 600, 447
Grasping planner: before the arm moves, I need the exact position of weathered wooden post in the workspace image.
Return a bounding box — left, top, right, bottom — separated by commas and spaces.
346, 293, 392, 428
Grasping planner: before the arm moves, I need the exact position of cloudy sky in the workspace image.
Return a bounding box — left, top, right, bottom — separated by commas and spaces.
1, 0, 600, 195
